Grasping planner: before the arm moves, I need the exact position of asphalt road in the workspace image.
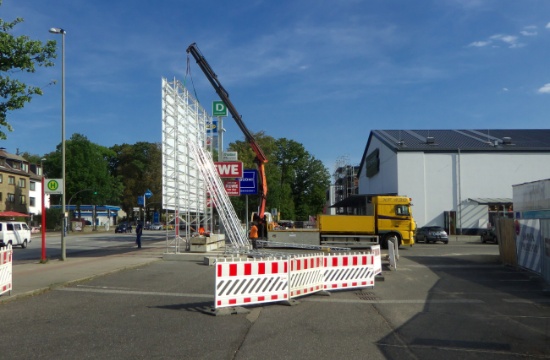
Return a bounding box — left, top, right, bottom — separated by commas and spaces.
14, 230, 167, 262
1, 237, 549, 359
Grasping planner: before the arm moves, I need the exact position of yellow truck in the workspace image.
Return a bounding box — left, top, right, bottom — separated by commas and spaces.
318, 195, 415, 248
266, 195, 416, 248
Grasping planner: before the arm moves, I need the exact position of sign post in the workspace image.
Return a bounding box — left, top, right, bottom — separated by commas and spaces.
143, 189, 153, 223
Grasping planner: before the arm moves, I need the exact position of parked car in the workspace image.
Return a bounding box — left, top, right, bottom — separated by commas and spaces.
415, 226, 449, 244
150, 222, 163, 230
115, 223, 128, 233
481, 227, 498, 243
0, 221, 31, 248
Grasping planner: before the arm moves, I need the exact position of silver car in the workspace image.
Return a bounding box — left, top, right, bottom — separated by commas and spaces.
415, 226, 449, 244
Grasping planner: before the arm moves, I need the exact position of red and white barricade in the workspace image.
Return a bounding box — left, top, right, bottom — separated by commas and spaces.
289, 254, 324, 298
215, 258, 289, 308
323, 253, 375, 290
214, 251, 380, 309
370, 245, 382, 275
0, 244, 13, 296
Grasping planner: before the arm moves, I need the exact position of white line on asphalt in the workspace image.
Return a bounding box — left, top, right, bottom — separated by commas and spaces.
302, 298, 484, 304
56, 287, 214, 299
503, 298, 550, 304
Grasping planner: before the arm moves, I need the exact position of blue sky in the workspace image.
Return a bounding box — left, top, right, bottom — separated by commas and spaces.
2, 0, 550, 170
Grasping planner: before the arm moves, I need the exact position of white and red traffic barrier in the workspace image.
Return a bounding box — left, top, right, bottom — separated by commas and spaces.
370, 245, 382, 275
215, 258, 289, 308
323, 253, 375, 290
289, 254, 324, 298
214, 250, 381, 309
0, 244, 13, 296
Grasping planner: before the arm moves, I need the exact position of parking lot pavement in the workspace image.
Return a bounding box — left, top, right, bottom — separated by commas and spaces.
1, 235, 206, 303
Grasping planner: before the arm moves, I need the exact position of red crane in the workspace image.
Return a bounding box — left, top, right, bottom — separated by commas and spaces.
186, 43, 268, 221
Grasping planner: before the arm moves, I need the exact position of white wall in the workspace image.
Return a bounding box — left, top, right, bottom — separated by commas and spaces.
358, 136, 398, 194
360, 139, 550, 230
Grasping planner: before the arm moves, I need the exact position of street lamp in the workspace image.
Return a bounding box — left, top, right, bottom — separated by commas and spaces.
49, 27, 67, 260
67, 189, 96, 230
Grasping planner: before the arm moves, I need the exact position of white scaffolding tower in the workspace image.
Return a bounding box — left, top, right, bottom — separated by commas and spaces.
161, 77, 212, 252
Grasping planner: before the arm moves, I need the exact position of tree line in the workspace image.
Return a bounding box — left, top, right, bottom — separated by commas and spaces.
22, 132, 330, 222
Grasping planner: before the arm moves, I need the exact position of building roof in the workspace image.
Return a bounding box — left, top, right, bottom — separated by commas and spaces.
359, 129, 550, 175
468, 198, 513, 205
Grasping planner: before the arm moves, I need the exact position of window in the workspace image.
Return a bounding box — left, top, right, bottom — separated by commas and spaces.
22, 163, 28, 172
30, 197, 36, 207
7, 193, 15, 203
7, 223, 13, 231
0, 174, 3, 183
30, 181, 36, 191
8, 176, 15, 185
395, 205, 410, 216
14, 223, 21, 230
18, 178, 26, 188
20, 195, 26, 204
0, 192, 2, 201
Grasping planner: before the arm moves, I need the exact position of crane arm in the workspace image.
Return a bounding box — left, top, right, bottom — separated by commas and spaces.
186, 43, 268, 218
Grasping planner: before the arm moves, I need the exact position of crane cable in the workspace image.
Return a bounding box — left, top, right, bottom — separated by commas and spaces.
185, 52, 201, 105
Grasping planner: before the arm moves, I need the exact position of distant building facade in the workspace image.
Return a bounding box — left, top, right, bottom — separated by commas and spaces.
357, 130, 550, 234
0, 150, 48, 224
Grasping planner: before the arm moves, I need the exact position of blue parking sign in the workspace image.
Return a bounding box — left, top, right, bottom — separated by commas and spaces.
240, 169, 258, 195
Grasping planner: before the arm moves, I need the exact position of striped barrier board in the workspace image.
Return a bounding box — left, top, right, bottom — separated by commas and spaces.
370, 245, 382, 275
323, 253, 375, 290
0, 244, 13, 296
289, 254, 324, 298
215, 258, 289, 308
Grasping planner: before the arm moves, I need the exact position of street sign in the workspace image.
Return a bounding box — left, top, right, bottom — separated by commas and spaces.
212, 101, 227, 117
206, 119, 218, 135
222, 151, 238, 161
144, 189, 153, 199
137, 196, 144, 206
224, 180, 240, 196
215, 161, 243, 178
240, 170, 258, 195
45, 179, 64, 194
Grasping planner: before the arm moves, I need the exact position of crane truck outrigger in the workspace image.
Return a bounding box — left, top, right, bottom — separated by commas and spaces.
186, 43, 268, 228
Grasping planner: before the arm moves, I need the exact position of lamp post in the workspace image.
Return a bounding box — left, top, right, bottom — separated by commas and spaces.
40, 158, 47, 263
68, 189, 96, 231
49, 27, 66, 260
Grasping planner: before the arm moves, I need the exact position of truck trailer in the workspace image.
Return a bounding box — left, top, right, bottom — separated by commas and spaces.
266, 195, 416, 248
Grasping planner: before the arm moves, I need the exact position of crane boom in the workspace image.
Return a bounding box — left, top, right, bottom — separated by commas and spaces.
186, 43, 268, 219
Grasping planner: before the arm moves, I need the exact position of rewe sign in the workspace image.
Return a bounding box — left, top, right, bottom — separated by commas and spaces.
215, 162, 243, 178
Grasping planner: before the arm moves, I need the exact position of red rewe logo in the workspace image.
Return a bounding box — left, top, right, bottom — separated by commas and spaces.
215, 162, 243, 178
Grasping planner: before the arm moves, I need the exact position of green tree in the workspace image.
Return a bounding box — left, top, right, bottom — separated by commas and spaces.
44, 133, 123, 207
109, 142, 162, 221
227, 133, 330, 222
0, 5, 57, 139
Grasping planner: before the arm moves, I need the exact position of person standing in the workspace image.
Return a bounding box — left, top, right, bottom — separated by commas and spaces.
135, 221, 143, 249
249, 222, 258, 249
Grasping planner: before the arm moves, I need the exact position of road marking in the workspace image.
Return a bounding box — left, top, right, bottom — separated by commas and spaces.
303, 298, 483, 304
503, 298, 550, 304
56, 287, 214, 299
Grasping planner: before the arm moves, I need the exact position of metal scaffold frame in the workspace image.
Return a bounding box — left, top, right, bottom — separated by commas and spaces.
161, 77, 212, 252
188, 141, 249, 252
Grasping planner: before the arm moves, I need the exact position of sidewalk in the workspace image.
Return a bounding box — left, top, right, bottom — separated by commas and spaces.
0, 239, 206, 304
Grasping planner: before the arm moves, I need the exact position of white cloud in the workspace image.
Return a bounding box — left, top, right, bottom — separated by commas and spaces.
521, 25, 538, 36
468, 40, 490, 47
538, 83, 550, 94
546, 22, 550, 29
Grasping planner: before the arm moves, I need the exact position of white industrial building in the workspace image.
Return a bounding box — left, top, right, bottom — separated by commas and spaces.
357, 130, 550, 235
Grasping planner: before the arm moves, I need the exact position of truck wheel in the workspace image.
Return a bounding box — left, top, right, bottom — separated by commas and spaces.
21, 239, 28, 249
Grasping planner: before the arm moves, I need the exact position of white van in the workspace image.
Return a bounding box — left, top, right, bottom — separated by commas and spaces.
0, 221, 31, 248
